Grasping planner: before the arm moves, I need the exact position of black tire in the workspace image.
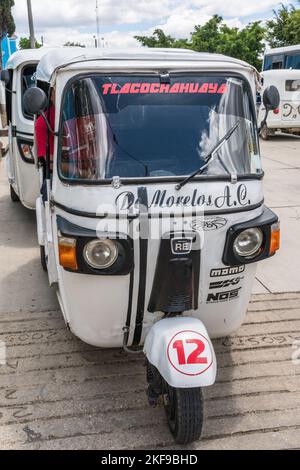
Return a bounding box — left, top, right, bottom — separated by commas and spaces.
260, 124, 269, 141
10, 185, 20, 202
163, 383, 203, 445
40, 246, 47, 272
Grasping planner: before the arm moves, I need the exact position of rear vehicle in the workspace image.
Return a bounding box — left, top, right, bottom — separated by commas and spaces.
258, 69, 300, 139
0, 48, 56, 208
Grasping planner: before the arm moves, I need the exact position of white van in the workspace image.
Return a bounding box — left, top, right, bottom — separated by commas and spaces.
259, 45, 300, 138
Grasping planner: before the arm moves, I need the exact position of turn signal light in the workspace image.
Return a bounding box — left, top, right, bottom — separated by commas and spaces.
269, 222, 280, 256
58, 237, 78, 271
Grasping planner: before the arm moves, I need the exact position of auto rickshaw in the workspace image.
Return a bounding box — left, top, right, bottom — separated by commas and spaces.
0, 48, 57, 208
23, 48, 280, 444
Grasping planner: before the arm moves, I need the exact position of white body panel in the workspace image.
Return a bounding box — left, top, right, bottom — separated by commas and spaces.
144, 317, 217, 388
50, 180, 261, 347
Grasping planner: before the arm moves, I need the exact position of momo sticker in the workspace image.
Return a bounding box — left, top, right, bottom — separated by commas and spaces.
210, 266, 245, 277
167, 330, 213, 376
102, 82, 227, 96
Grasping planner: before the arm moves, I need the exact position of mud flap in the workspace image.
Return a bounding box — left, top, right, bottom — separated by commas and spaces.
144, 317, 217, 389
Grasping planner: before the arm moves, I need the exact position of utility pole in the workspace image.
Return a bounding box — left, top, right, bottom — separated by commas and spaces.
27, 0, 36, 48
96, 0, 100, 48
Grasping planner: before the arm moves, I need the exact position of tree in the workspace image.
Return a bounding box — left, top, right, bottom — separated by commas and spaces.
0, 0, 15, 68
19, 37, 42, 49
135, 29, 189, 49
265, 3, 300, 48
135, 16, 265, 70
64, 41, 86, 48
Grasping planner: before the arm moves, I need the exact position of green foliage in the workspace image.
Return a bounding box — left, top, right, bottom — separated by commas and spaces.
135, 16, 265, 70
0, 0, 15, 39
135, 29, 189, 49
19, 37, 42, 49
64, 41, 86, 48
135, 4, 300, 70
265, 3, 300, 48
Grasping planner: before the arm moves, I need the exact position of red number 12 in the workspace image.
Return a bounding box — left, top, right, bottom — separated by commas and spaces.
173, 339, 208, 365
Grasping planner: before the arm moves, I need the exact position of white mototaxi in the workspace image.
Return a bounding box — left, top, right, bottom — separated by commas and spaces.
23, 48, 281, 444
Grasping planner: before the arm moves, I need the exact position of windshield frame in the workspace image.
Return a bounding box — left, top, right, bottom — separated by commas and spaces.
57, 70, 263, 186
20, 62, 38, 121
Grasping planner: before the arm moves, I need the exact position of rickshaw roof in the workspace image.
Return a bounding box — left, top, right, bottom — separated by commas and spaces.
6, 47, 59, 70
36, 47, 256, 83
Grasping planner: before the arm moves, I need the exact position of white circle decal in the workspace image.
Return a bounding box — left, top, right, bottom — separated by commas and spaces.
167, 330, 213, 376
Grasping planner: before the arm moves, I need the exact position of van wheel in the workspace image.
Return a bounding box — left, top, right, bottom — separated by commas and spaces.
40, 246, 47, 272
10, 185, 20, 202
163, 383, 203, 444
260, 125, 269, 140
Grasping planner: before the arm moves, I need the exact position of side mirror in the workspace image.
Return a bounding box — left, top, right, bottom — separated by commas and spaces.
263, 85, 280, 111
259, 85, 280, 133
23, 87, 47, 115
0, 70, 10, 85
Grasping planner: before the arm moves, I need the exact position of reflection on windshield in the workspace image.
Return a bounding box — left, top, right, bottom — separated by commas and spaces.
59, 75, 261, 181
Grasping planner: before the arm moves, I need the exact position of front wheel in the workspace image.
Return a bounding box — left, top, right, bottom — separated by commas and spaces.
10, 185, 20, 202
163, 383, 203, 444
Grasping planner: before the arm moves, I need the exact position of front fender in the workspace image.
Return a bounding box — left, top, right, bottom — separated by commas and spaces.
144, 317, 217, 389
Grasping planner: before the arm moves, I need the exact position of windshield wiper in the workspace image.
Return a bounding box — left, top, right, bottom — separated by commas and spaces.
176, 121, 240, 191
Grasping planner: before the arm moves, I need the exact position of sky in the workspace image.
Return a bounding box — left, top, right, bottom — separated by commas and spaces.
12, 0, 299, 48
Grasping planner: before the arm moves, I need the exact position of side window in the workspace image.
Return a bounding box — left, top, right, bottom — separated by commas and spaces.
263, 55, 284, 71
286, 54, 300, 70
61, 81, 98, 179
286, 79, 300, 92
263, 56, 273, 71
21, 64, 37, 120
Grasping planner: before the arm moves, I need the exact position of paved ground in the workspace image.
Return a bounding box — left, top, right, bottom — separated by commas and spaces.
0, 135, 299, 450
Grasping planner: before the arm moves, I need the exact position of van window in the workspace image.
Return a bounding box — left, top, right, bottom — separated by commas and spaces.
286, 79, 300, 92
263, 54, 284, 71
21, 64, 37, 120
286, 54, 300, 70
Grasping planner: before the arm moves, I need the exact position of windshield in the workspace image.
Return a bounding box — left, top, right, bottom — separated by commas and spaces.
59, 75, 261, 182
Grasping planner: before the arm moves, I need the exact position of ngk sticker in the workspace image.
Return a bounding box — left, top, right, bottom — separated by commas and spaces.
167, 330, 213, 376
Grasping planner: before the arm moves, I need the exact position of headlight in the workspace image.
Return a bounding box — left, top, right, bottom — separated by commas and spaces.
19, 142, 34, 162
83, 239, 118, 269
233, 228, 263, 259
